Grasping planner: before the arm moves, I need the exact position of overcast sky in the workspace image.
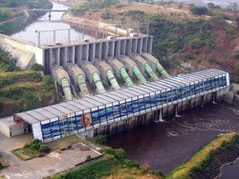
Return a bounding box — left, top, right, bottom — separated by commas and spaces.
160, 0, 239, 8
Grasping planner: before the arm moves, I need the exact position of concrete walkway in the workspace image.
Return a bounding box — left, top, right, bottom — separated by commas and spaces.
0, 133, 102, 179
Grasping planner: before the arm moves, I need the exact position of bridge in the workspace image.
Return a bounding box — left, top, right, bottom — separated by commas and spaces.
28, 9, 68, 20
0, 23, 230, 142
29, 9, 67, 12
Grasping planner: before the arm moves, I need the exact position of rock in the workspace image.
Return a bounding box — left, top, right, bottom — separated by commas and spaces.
223, 91, 234, 104
235, 94, 239, 102
231, 83, 239, 94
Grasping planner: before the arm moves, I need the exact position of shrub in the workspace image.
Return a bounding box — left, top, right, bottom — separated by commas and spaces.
39, 144, 50, 153
1, 86, 23, 100
101, 12, 114, 20
124, 159, 140, 169
42, 75, 53, 85
208, 57, 216, 64
153, 169, 165, 177
63, 159, 112, 179
184, 54, 195, 60
86, 155, 92, 161
30, 64, 44, 71
93, 135, 108, 144
190, 6, 210, 16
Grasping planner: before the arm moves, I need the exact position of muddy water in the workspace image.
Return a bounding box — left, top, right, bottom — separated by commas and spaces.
220, 159, 239, 179
107, 102, 239, 174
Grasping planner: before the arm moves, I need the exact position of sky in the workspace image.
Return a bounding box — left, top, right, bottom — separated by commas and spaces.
159, 0, 239, 8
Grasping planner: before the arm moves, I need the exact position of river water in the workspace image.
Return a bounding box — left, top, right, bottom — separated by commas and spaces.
11, 2, 90, 45
107, 102, 239, 175
220, 159, 239, 179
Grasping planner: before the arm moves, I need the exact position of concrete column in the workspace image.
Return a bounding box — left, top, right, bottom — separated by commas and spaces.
120, 40, 126, 55
64, 47, 67, 68
142, 37, 148, 52
89, 43, 96, 62
82, 44, 89, 61
213, 92, 217, 104
147, 36, 153, 54
137, 38, 143, 55
108, 41, 114, 58
76, 45, 82, 64
95, 43, 102, 59
49, 48, 54, 70
57, 48, 60, 65
115, 40, 120, 58
102, 42, 109, 60
126, 39, 132, 57
131, 38, 137, 54
175, 104, 181, 117
201, 95, 205, 107
72, 46, 76, 64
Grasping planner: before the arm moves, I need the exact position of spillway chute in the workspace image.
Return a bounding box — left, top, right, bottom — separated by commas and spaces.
108, 59, 134, 87
51, 65, 73, 101
81, 62, 106, 94
133, 55, 159, 81
142, 53, 170, 78
119, 57, 146, 84
95, 61, 120, 90
67, 64, 90, 97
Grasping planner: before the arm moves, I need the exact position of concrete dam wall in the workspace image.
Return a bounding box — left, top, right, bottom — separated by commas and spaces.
0, 34, 44, 69
43, 35, 153, 74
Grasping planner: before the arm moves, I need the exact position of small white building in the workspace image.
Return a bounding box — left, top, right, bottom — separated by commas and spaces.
0, 116, 28, 138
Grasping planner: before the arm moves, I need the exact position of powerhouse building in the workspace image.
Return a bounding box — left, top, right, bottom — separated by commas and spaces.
14, 69, 229, 142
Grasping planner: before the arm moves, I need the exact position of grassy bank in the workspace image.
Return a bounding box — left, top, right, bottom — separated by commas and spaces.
167, 132, 239, 179
52, 146, 163, 179
0, 50, 56, 117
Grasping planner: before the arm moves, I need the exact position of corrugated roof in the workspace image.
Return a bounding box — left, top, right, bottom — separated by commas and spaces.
14, 69, 228, 124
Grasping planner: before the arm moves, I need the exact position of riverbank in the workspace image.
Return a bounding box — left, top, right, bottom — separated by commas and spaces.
167, 132, 239, 179
0, 0, 52, 35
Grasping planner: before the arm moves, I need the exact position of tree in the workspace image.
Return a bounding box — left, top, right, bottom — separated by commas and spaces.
207, 2, 215, 9
190, 6, 210, 16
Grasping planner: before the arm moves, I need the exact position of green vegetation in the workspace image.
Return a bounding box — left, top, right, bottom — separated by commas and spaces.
101, 11, 114, 20
0, 0, 51, 9
0, 155, 8, 170
12, 139, 50, 161
147, 14, 238, 70
126, 10, 146, 21
0, 71, 55, 117
92, 135, 108, 145
53, 146, 162, 179
0, 49, 56, 117
190, 6, 211, 16
56, 159, 112, 179
0, 50, 20, 72
71, 0, 120, 15
0, 0, 51, 34
30, 64, 44, 71
167, 132, 239, 179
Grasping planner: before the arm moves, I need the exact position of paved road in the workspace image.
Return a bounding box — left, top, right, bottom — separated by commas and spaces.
0, 134, 101, 179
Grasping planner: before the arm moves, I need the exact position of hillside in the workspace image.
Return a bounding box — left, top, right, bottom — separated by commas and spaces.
0, 50, 56, 118
0, 0, 52, 34
68, 0, 239, 81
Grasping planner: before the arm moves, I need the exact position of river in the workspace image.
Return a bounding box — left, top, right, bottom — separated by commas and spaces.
220, 159, 239, 179
107, 102, 239, 175
11, 1, 90, 45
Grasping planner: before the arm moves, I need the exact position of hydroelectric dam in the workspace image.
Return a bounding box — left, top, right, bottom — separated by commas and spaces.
0, 24, 230, 142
